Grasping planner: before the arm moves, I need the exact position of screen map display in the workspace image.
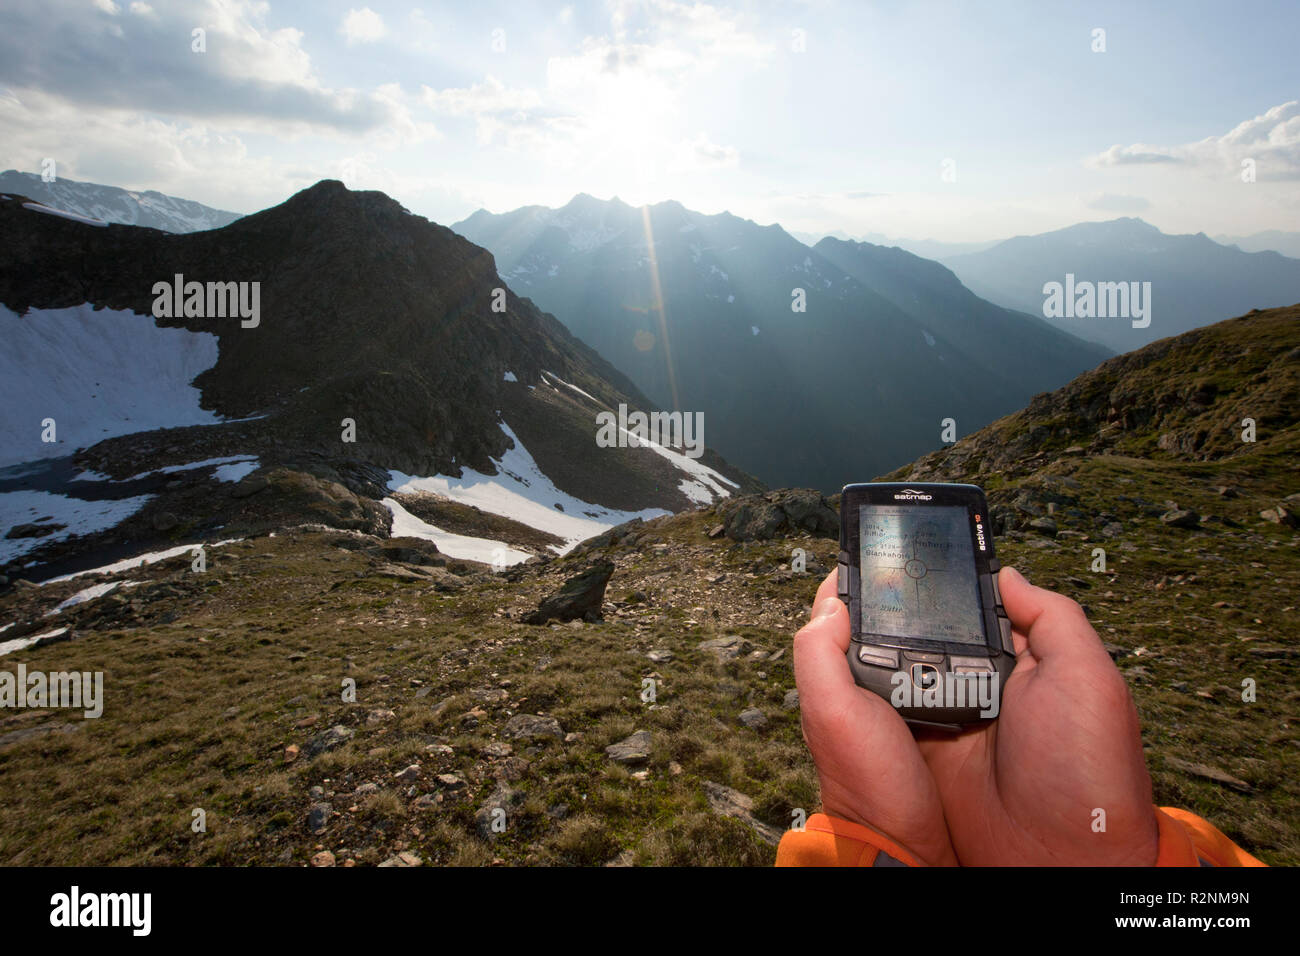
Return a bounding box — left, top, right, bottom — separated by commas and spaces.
858, 503, 985, 645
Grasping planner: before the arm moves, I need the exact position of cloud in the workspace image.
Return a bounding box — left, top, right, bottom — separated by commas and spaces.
0, 0, 420, 137
1084, 192, 1151, 212
669, 133, 739, 171
340, 7, 386, 45
1089, 101, 1300, 180
422, 77, 542, 116
1091, 146, 1181, 166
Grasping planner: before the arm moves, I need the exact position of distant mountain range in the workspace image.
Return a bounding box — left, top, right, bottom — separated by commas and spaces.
1213, 230, 1300, 260
455, 196, 1110, 491
0, 169, 241, 234
790, 229, 1001, 260
941, 218, 1300, 353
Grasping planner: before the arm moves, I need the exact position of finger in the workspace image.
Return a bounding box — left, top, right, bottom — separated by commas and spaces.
808, 568, 839, 622
998, 566, 1103, 663
794, 592, 853, 703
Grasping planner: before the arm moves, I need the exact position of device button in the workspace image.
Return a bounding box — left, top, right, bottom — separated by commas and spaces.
837, 563, 846, 597
989, 570, 1003, 608
979, 575, 995, 608
910, 663, 941, 690
857, 646, 900, 668
950, 655, 993, 674
998, 616, 1015, 654
987, 558, 1000, 574
902, 650, 945, 664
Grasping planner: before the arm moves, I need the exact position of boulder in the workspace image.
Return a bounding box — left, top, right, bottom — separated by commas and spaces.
524, 560, 614, 624
605, 730, 652, 765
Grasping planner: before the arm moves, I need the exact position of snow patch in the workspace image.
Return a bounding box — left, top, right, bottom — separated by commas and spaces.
214, 459, 259, 482
123, 455, 257, 482
46, 580, 131, 616
383, 497, 532, 566
41, 538, 243, 584
0, 490, 154, 564
388, 423, 669, 554
503, 371, 518, 382
22, 202, 108, 228
0, 303, 223, 468
541, 370, 598, 404
617, 426, 738, 500
0, 627, 68, 658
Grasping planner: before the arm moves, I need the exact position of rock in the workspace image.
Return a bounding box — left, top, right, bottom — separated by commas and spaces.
1260, 505, 1299, 528
646, 649, 674, 663
701, 781, 782, 846
1246, 646, 1299, 660
307, 803, 332, 833
723, 500, 784, 541
4, 522, 64, 539
1101, 642, 1129, 660
1101, 521, 1125, 538
305, 724, 354, 757
366, 708, 396, 724
283, 744, 300, 763
1214, 485, 1239, 499
476, 784, 523, 838
436, 773, 467, 790
503, 714, 564, 741
152, 512, 179, 532
481, 741, 513, 758
605, 730, 652, 765
783, 689, 800, 711
1165, 756, 1253, 793
377, 851, 423, 867
767, 488, 839, 535
1028, 517, 1057, 536
230, 474, 269, 499
354, 782, 379, 797
524, 560, 615, 624
469, 687, 509, 704
698, 635, 751, 660
393, 764, 421, 783
261, 468, 392, 536
1160, 508, 1200, 529
310, 850, 336, 867
707, 524, 726, 538
738, 708, 768, 729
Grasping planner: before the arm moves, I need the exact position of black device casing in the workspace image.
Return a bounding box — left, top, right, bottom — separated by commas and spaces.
838, 482, 1016, 730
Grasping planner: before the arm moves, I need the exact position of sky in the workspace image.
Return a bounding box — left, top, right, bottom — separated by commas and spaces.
0, 0, 1297, 242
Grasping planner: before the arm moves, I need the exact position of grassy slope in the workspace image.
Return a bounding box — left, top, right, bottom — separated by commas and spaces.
0, 307, 1295, 866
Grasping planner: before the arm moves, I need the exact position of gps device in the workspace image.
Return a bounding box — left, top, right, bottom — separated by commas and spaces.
837, 482, 1015, 730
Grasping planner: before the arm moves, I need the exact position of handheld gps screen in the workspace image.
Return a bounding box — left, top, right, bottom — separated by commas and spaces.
857, 503, 985, 645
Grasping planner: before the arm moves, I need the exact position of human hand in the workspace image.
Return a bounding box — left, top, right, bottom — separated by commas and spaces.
793, 570, 958, 866
914, 566, 1159, 865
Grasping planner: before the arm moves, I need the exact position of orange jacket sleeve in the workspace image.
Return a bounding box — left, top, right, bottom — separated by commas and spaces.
776, 807, 1265, 867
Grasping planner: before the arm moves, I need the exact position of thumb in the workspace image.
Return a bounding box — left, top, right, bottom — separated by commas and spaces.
793, 593, 855, 707
998, 565, 1102, 663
